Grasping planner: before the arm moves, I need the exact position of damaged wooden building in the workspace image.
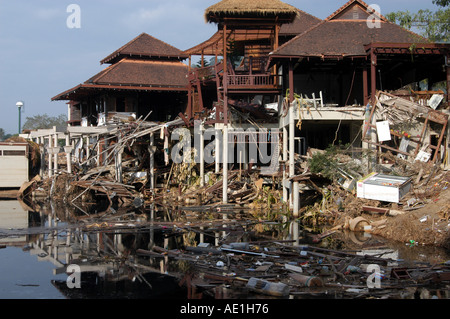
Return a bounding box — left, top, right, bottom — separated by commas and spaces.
24, 0, 450, 211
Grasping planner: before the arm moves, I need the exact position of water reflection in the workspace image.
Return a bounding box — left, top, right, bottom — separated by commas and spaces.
0, 199, 449, 299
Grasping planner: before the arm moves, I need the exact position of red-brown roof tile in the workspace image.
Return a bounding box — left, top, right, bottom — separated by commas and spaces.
100, 33, 188, 65
279, 9, 322, 36
271, 0, 427, 58
90, 58, 188, 87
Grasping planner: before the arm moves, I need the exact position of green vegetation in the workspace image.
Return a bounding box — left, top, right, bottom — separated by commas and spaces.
386, 0, 450, 42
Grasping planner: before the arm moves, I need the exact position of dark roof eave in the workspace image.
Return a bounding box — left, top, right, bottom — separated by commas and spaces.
100, 53, 189, 64
52, 84, 188, 101
269, 53, 368, 60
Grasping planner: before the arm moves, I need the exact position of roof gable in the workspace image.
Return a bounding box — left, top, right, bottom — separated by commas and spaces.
100, 33, 188, 65
326, 0, 387, 22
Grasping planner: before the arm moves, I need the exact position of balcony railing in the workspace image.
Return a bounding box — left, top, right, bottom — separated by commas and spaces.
226, 73, 280, 89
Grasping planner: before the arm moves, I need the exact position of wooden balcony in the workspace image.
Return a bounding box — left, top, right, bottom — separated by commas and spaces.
226, 73, 280, 91
188, 61, 281, 93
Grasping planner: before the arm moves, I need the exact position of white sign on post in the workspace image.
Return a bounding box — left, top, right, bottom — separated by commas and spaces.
376, 121, 391, 142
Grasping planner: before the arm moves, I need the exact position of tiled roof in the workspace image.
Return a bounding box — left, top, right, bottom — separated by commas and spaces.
272, 20, 426, 58
279, 9, 321, 36
52, 58, 189, 101
88, 58, 188, 87
271, 0, 426, 58
100, 33, 188, 65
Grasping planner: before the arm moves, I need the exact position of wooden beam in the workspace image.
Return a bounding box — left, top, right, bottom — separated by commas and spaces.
223, 24, 228, 125
370, 48, 377, 107
447, 55, 450, 104
289, 61, 294, 103
363, 65, 368, 105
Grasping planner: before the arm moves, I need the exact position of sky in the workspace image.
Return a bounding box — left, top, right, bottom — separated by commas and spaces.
0, 0, 439, 135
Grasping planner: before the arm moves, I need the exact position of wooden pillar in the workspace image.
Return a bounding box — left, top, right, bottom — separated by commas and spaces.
223, 25, 227, 77
446, 55, 450, 104
115, 146, 123, 183
370, 49, 377, 106
223, 24, 228, 125
289, 61, 294, 103
187, 85, 192, 119
273, 24, 280, 85
293, 181, 299, 217
363, 65, 369, 105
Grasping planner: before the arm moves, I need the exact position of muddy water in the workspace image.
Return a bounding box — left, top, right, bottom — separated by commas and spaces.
0, 199, 449, 299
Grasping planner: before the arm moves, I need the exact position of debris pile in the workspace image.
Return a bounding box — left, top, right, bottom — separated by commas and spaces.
137, 236, 450, 299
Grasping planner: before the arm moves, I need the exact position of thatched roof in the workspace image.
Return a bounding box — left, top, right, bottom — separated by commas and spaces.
205, 0, 298, 23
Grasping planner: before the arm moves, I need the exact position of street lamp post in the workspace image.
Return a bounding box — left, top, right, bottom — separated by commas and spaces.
16, 101, 24, 134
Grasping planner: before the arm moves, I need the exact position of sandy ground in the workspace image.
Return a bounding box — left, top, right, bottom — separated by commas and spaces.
373, 187, 450, 249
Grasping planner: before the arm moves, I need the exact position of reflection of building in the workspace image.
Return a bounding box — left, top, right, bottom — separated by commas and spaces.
20, 204, 188, 298
0, 200, 33, 246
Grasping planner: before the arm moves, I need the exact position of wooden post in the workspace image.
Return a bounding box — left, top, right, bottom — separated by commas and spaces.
115, 146, 123, 183
187, 86, 192, 119
446, 55, 450, 104
370, 48, 377, 106
363, 65, 369, 105
291, 219, 299, 246
293, 181, 299, 217
289, 61, 294, 103
223, 24, 228, 125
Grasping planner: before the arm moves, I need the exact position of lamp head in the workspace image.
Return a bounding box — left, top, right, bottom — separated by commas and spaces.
16, 101, 24, 108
